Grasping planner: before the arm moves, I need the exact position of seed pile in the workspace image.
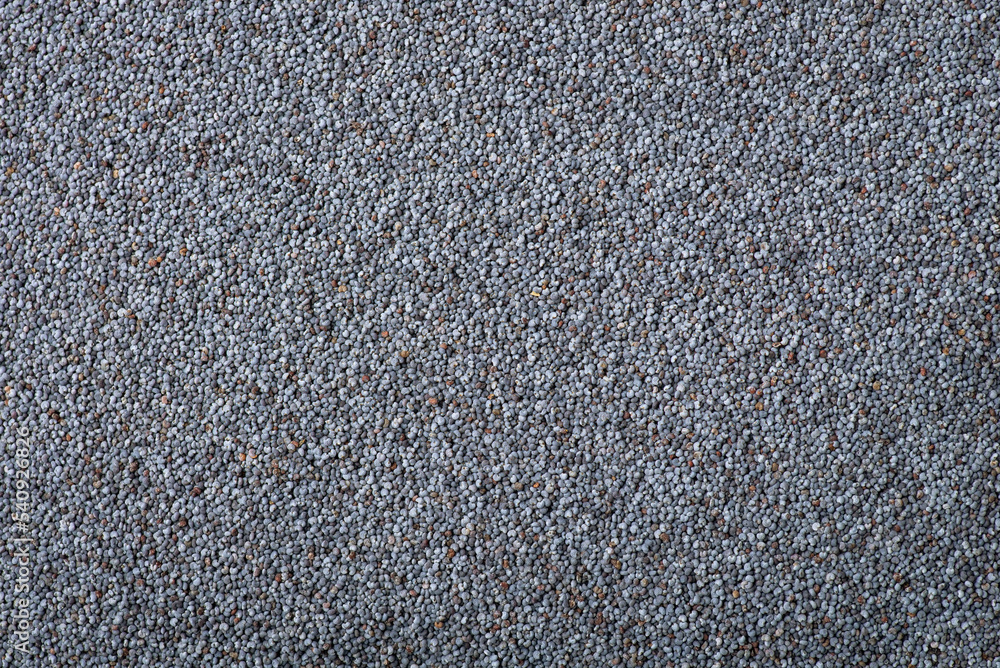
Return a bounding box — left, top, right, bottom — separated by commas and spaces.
2, 0, 999, 665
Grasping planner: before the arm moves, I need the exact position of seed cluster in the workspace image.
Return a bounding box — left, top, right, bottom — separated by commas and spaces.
2, 0, 999, 665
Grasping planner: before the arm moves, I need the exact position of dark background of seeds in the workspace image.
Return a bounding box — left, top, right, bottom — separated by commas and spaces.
2, 0, 999, 665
